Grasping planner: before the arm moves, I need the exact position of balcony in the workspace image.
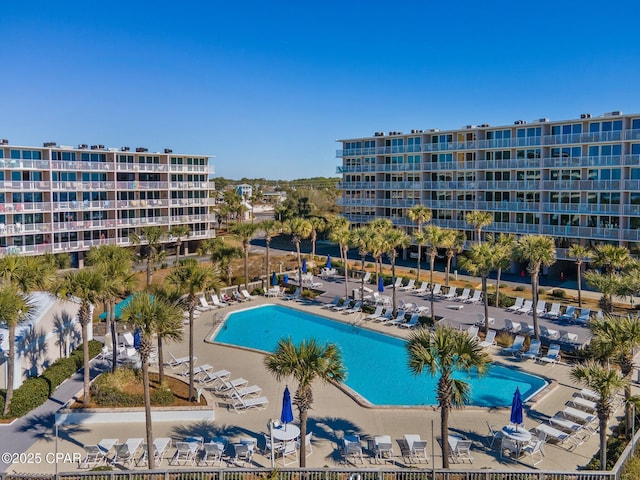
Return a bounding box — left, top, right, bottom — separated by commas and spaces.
2, 180, 51, 190
169, 181, 208, 190
168, 164, 208, 173
116, 181, 169, 190
116, 163, 168, 173
540, 180, 620, 191
0, 202, 51, 214
0, 159, 50, 170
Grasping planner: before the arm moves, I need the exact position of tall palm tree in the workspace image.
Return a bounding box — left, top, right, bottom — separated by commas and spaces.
308, 216, 326, 261
591, 244, 630, 275
149, 285, 184, 385
350, 227, 374, 303
197, 238, 241, 285
465, 210, 493, 245
584, 270, 622, 314
60, 268, 106, 406
488, 233, 515, 309
442, 229, 465, 287
423, 225, 449, 319
0, 286, 33, 416
568, 244, 592, 308
259, 219, 280, 278
407, 206, 432, 282
459, 243, 496, 334
264, 338, 346, 467
406, 326, 490, 469
589, 315, 640, 437
229, 222, 259, 291
571, 361, 625, 469
167, 259, 218, 401
130, 226, 167, 286
328, 222, 352, 300
368, 219, 393, 280
85, 245, 135, 371
169, 225, 191, 266
382, 228, 410, 314
120, 293, 180, 470
515, 235, 556, 339
284, 218, 313, 288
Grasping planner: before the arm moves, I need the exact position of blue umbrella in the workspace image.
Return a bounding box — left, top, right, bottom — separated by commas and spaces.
510, 387, 523, 430
271, 272, 278, 287
326, 255, 332, 269
302, 258, 307, 273
281, 386, 294, 428
378, 276, 385, 293
133, 328, 141, 350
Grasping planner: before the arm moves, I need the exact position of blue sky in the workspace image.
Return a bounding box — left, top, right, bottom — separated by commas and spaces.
1, 0, 639, 180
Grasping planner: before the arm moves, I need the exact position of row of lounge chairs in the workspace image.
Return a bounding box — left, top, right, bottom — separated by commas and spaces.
195, 365, 269, 413
507, 298, 601, 324
341, 433, 430, 465
502, 319, 582, 345
500, 337, 562, 363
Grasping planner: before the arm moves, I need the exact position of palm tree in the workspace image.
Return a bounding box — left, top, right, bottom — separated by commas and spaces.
382, 228, 410, 314
60, 268, 106, 406
406, 326, 490, 469
515, 235, 556, 339
442, 229, 465, 287
459, 243, 496, 334
589, 315, 640, 437
120, 293, 180, 470
591, 244, 630, 275
169, 225, 191, 266
571, 361, 625, 469
229, 222, 259, 291
368, 219, 393, 280
149, 285, 184, 385
407, 206, 432, 282
284, 218, 313, 288
308, 216, 326, 261
328, 222, 351, 300
465, 211, 493, 245
264, 338, 346, 467
85, 245, 135, 371
488, 233, 515, 309
167, 259, 218, 401
423, 225, 449, 319
584, 270, 622, 314
0, 286, 33, 416
259, 219, 280, 278
130, 226, 167, 286
568, 244, 592, 308
350, 227, 374, 304
197, 238, 241, 285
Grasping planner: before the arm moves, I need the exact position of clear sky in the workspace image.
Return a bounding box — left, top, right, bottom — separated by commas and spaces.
1, 0, 640, 180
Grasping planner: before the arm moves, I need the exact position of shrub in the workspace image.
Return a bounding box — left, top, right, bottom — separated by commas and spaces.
495, 331, 514, 347
514, 285, 526, 292
9, 377, 49, 417
551, 289, 567, 299
42, 356, 77, 394
538, 287, 546, 295
408, 269, 415, 275
487, 293, 513, 308
151, 386, 175, 406
499, 283, 508, 289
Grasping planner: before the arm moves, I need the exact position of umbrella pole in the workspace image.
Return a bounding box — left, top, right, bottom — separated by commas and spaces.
270, 420, 275, 468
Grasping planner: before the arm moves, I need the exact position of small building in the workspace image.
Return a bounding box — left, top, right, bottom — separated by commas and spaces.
236, 183, 253, 199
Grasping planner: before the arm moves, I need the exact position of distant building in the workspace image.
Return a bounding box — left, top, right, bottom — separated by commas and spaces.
236, 183, 253, 199
0, 140, 216, 266
336, 111, 640, 262
262, 191, 287, 204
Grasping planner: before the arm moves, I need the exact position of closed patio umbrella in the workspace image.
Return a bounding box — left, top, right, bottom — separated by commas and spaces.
378, 276, 384, 293
281, 385, 294, 428
326, 255, 332, 269
133, 328, 141, 350
302, 258, 307, 273
510, 387, 523, 431
271, 272, 278, 287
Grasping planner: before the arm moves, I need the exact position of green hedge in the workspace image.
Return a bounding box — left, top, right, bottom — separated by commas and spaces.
0, 339, 102, 419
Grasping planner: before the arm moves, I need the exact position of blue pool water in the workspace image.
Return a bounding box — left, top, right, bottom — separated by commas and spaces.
213, 305, 547, 407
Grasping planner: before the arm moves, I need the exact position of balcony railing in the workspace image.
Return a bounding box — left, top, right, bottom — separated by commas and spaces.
116, 163, 168, 172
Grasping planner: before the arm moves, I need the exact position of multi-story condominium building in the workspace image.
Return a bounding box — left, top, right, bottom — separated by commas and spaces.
336, 111, 640, 263
0, 140, 215, 266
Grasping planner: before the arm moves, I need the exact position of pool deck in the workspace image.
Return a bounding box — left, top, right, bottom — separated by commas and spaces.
8, 281, 636, 474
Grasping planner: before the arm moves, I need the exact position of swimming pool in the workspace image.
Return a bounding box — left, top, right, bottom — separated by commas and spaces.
213, 305, 548, 407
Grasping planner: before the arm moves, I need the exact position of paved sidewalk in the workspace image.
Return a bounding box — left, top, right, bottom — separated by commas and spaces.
0, 360, 108, 473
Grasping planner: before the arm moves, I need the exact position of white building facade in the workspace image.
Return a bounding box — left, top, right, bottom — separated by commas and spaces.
336, 111, 640, 261
0, 140, 215, 265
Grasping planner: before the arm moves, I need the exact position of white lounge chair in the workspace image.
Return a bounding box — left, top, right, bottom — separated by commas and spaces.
534, 300, 546, 316
80, 445, 106, 468
560, 306, 577, 322
504, 319, 521, 333
466, 290, 482, 304
517, 300, 533, 314
198, 369, 231, 387
507, 297, 524, 312
385, 310, 407, 326
343, 301, 362, 314
197, 296, 215, 311
519, 321, 534, 336
283, 288, 301, 301
538, 344, 561, 364
545, 302, 561, 319
225, 383, 262, 399
213, 376, 249, 393
374, 435, 394, 463
431, 284, 442, 296
466, 325, 479, 340
114, 438, 143, 467
231, 395, 270, 413
549, 414, 589, 443
455, 288, 471, 302
540, 326, 559, 340
201, 441, 225, 466
478, 330, 497, 348
570, 395, 597, 412
450, 438, 473, 463
171, 441, 198, 465
562, 406, 597, 425
399, 279, 415, 291
119, 332, 135, 348
333, 300, 354, 312
559, 330, 580, 345
365, 306, 384, 320
403, 434, 429, 463
322, 296, 342, 309
373, 308, 393, 323
441, 287, 457, 299
210, 294, 227, 308
399, 313, 421, 329
520, 339, 542, 360
241, 289, 256, 300
387, 277, 403, 289
574, 309, 591, 324
166, 352, 192, 368
342, 435, 363, 464
502, 335, 525, 356
521, 438, 545, 466
233, 291, 248, 302
535, 423, 573, 447
412, 282, 429, 295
